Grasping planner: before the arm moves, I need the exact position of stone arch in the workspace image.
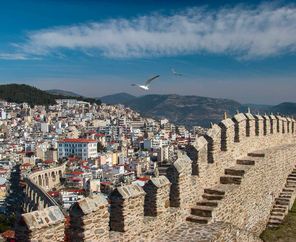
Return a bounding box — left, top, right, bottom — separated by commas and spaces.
38, 175, 42, 186
51, 171, 57, 183
44, 173, 49, 187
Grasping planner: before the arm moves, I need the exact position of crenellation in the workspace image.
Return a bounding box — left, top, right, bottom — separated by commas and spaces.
194, 136, 208, 176
286, 117, 292, 133
143, 176, 171, 216
15, 206, 65, 242
109, 184, 145, 233
204, 124, 221, 163
282, 117, 288, 133
167, 155, 192, 208
276, 115, 285, 133
244, 112, 256, 137
18, 113, 296, 242
219, 118, 235, 151
232, 113, 247, 142
262, 114, 271, 136
269, 114, 277, 134
68, 194, 109, 242
254, 115, 264, 136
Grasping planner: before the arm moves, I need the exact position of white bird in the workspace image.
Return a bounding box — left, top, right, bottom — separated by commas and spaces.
131, 75, 160, 91
171, 68, 182, 76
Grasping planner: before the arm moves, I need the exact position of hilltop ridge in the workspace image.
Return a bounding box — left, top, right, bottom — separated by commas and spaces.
0, 84, 101, 106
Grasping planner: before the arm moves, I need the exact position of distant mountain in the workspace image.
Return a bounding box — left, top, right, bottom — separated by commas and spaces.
269, 102, 296, 115
100, 92, 136, 104
0, 84, 101, 106
124, 94, 242, 127
46, 89, 81, 97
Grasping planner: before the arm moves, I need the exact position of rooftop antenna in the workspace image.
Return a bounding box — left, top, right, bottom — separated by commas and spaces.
210, 122, 214, 128
247, 107, 251, 114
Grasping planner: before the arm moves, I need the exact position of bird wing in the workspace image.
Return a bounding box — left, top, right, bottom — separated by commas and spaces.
145, 75, 160, 86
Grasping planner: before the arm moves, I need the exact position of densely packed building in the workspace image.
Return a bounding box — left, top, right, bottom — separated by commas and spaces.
0, 99, 207, 213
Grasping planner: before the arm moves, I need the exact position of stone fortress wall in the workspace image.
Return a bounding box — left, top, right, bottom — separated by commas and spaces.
16, 112, 296, 241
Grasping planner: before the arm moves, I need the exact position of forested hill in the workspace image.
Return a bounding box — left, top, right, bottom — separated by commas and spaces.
0, 84, 101, 106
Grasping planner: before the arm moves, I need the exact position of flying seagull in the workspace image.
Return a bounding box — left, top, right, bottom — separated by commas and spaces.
131, 75, 160, 91
171, 68, 182, 76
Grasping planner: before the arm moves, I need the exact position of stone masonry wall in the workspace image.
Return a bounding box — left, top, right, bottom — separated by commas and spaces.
213, 144, 296, 235
18, 113, 296, 242
68, 194, 109, 241
15, 206, 65, 242
143, 176, 171, 216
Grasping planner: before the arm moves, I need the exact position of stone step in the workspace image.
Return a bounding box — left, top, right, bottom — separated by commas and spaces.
196, 200, 219, 207
236, 159, 255, 166
288, 174, 296, 178
220, 175, 242, 185
204, 188, 225, 196
279, 194, 292, 199
283, 188, 294, 193
274, 204, 288, 209
272, 208, 286, 213
271, 211, 285, 216
275, 198, 290, 206
267, 220, 281, 226
224, 168, 245, 177
191, 206, 214, 217
186, 215, 210, 224
287, 177, 296, 182
269, 216, 284, 222
247, 152, 265, 157
202, 193, 224, 201
267, 224, 280, 228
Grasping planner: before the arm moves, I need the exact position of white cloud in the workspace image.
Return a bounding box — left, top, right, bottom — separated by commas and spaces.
0, 53, 28, 60
12, 4, 296, 59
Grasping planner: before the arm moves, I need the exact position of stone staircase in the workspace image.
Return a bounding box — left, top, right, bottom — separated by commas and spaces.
186, 152, 264, 224
267, 166, 296, 228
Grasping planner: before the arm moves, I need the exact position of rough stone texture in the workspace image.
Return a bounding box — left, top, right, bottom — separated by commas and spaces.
219, 118, 234, 152
19, 113, 296, 242
232, 113, 247, 142
204, 124, 221, 163
154, 222, 262, 242
276, 115, 284, 133
254, 114, 264, 136
263, 114, 271, 136
109, 184, 145, 233
68, 194, 109, 242
167, 154, 192, 208
245, 113, 256, 137
269, 114, 277, 134
213, 144, 296, 235
144, 176, 171, 216
15, 206, 65, 242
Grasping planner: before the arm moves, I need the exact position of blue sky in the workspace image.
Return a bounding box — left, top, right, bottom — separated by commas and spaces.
0, 0, 296, 104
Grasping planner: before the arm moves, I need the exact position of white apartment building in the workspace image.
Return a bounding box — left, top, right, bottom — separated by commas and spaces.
58, 138, 97, 160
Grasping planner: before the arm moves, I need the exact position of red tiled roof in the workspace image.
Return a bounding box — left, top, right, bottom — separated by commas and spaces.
1, 230, 15, 239
59, 138, 97, 143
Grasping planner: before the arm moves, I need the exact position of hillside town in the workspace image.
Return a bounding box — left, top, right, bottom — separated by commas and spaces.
0, 98, 207, 217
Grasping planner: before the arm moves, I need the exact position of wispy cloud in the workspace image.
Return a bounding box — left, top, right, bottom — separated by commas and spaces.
11, 4, 296, 59
0, 53, 29, 60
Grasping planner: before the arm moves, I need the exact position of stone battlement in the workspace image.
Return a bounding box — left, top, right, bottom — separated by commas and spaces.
16, 113, 296, 241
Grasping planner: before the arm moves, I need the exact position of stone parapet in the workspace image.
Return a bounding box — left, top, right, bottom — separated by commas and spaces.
232, 113, 247, 142
68, 194, 109, 242
144, 176, 171, 216
16, 206, 65, 242
109, 184, 145, 233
